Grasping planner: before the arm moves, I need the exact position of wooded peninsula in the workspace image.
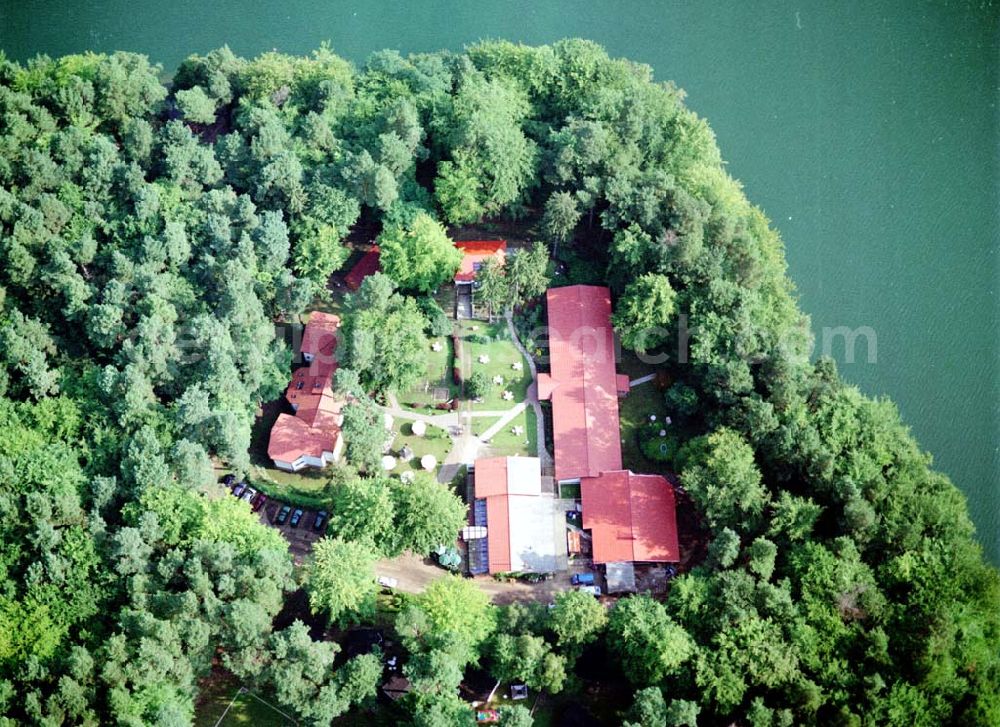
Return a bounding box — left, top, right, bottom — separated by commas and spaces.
0, 40, 996, 727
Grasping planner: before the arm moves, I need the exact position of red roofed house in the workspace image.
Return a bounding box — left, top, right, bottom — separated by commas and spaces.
536, 285, 623, 484
344, 247, 380, 291
454, 240, 506, 284
467, 456, 566, 575
267, 312, 346, 472
580, 470, 680, 564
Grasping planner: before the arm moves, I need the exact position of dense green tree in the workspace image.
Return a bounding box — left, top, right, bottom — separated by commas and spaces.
465, 369, 490, 400
377, 212, 462, 293
341, 273, 429, 394
389, 472, 467, 556
680, 428, 770, 533
399, 575, 495, 663
612, 273, 677, 353
328, 471, 396, 551
623, 687, 667, 727
174, 86, 217, 124
498, 705, 534, 727
490, 633, 567, 693
475, 255, 507, 320
434, 73, 538, 223
307, 537, 378, 624
548, 589, 608, 652
341, 394, 391, 472
608, 595, 695, 685
264, 621, 380, 726
506, 242, 551, 308
541, 190, 581, 253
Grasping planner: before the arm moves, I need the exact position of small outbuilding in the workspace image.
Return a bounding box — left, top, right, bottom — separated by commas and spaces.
604, 561, 637, 594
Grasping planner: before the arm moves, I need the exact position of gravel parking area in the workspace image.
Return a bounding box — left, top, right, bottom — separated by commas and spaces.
375, 553, 601, 605
258, 501, 324, 563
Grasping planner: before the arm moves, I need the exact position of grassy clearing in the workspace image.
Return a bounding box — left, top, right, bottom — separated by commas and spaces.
217, 691, 294, 727
397, 335, 458, 412
458, 320, 531, 411
386, 420, 453, 474
618, 378, 670, 475
479, 407, 538, 458
614, 350, 673, 474
195, 676, 294, 727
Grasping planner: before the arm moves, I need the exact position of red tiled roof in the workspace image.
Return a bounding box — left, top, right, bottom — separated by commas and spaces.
454, 240, 505, 282
581, 470, 679, 564
474, 456, 546, 574
267, 413, 340, 462
616, 374, 631, 394
268, 313, 345, 465
344, 248, 380, 290
475, 457, 510, 498
300, 311, 340, 360
539, 285, 623, 482
486, 494, 511, 573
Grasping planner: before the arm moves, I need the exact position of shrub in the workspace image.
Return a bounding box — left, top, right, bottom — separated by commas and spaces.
466, 370, 490, 399
640, 425, 680, 464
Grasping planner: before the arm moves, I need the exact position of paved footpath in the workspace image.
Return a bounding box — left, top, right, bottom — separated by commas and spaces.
504, 311, 554, 472
377, 314, 556, 471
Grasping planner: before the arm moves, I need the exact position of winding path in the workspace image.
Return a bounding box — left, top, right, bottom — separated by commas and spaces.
504, 311, 554, 473
377, 312, 554, 473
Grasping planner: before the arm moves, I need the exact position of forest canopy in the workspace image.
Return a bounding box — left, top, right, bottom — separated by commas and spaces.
0, 39, 996, 726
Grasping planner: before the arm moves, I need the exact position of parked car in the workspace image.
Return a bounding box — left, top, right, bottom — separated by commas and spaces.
289, 508, 304, 528
240, 487, 257, 502
231, 483, 247, 498
251, 493, 267, 512
577, 585, 601, 597
571, 572, 595, 586
275, 505, 291, 525
377, 576, 399, 589
313, 510, 328, 531
221, 474, 236, 487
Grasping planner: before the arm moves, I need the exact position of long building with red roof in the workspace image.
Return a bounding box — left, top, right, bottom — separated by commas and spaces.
344, 247, 381, 291
268, 312, 346, 472
540, 285, 680, 568
537, 285, 629, 483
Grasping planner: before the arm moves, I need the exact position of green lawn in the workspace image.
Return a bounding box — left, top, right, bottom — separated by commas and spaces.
386, 420, 454, 474
618, 377, 670, 474
558, 481, 581, 499
477, 407, 537, 458
195, 676, 294, 727
397, 335, 458, 412
458, 320, 532, 411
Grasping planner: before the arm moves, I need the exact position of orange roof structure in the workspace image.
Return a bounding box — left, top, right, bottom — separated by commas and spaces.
267, 413, 338, 463
537, 285, 623, 482
473, 457, 560, 574
580, 470, 680, 564
300, 311, 340, 359
454, 240, 506, 282
344, 247, 380, 290
268, 313, 345, 466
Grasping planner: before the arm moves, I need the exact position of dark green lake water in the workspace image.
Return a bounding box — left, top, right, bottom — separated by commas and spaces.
2, 0, 998, 562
